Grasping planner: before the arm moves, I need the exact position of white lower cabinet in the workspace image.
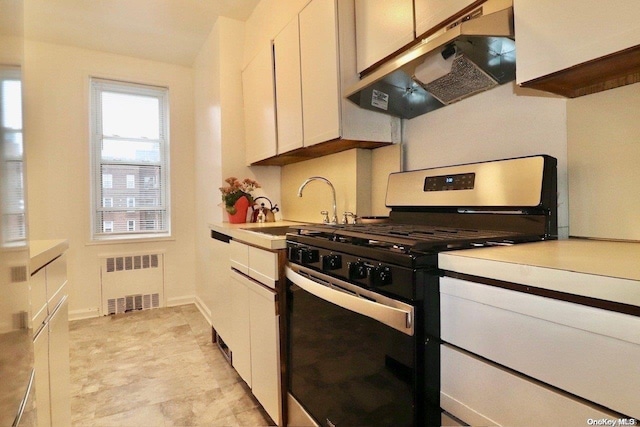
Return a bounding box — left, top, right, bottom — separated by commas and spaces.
33, 325, 51, 427
225, 240, 282, 425
33, 294, 70, 427
47, 297, 71, 427
228, 270, 281, 425
228, 272, 252, 387
248, 281, 281, 425
30, 252, 70, 427
440, 276, 640, 421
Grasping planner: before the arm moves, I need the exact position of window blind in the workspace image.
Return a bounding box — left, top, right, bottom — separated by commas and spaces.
90, 78, 170, 239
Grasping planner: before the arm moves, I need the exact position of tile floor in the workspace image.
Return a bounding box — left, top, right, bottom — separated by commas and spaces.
69, 305, 274, 426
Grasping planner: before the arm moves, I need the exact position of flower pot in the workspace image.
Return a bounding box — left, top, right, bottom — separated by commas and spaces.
227, 195, 250, 224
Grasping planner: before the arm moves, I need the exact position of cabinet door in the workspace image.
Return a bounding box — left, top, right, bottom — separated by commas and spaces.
299, 0, 341, 146
33, 326, 52, 427
228, 272, 252, 387
242, 44, 277, 165
514, 0, 640, 84
209, 235, 231, 340
48, 296, 71, 427
414, 0, 476, 37
355, 0, 414, 73
248, 283, 281, 426
274, 16, 304, 154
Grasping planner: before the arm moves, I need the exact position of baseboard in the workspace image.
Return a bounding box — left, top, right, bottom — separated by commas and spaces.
166, 295, 195, 307
69, 307, 101, 321
194, 296, 212, 325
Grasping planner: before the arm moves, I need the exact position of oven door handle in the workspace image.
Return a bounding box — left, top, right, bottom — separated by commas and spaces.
286, 266, 414, 336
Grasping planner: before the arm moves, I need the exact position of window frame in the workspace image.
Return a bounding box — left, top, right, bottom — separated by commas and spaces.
89, 78, 171, 241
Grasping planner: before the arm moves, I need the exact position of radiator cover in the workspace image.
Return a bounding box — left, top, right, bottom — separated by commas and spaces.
100, 253, 164, 315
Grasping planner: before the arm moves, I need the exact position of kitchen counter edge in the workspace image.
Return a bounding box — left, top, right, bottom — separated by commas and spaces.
30, 239, 69, 273
208, 221, 305, 250
439, 238, 640, 308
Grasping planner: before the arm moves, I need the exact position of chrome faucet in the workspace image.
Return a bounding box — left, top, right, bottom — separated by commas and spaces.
297, 176, 338, 224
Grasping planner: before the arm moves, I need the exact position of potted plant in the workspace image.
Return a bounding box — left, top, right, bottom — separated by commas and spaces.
219, 177, 261, 223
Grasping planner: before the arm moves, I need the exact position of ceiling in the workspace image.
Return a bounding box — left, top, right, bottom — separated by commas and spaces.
23, 0, 261, 66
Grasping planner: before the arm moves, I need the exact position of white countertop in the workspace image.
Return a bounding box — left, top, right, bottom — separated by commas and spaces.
30, 239, 69, 273
209, 221, 306, 250
439, 239, 640, 307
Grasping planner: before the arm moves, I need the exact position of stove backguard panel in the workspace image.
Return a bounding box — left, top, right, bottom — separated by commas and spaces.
385, 155, 556, 210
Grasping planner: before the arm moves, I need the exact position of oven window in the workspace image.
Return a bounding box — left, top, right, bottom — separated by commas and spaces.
287, 283, 416, 427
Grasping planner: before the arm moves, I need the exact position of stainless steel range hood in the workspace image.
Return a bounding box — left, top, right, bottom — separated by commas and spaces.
346, 0, 515, 119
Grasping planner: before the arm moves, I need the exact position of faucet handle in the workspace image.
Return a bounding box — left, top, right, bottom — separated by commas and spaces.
343, 212, 358, 224
320, 210, 330, 224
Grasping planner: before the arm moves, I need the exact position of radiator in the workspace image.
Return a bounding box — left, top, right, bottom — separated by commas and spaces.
100, 253, 164, 315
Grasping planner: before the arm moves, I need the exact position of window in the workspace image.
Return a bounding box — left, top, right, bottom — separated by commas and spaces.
1, 66, 26, 243
102, 174, 113, 188
90, 78, 170, 239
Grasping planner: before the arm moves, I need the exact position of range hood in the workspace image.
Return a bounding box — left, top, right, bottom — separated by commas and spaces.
346, 0, 516, 119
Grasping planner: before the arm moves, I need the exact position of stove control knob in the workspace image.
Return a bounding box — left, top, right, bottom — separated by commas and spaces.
372, 265, 392, 286
348, 261, 368, 280
322, 254, 342, 270
300, 248, 319, 264
288, 246, 302, 262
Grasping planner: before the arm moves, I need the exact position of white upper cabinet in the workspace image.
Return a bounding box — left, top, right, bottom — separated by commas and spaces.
242, 43, 277, 165
249, 0, 400, 165
355, 0, 415, 73
299, 0, 342, 147
514, 0, 640, 85
274, 16, 304, 154
414, 0, 476, 37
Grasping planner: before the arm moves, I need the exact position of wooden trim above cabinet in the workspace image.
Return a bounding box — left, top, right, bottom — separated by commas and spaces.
250, 138, 392, 166
520, 45, 640, 98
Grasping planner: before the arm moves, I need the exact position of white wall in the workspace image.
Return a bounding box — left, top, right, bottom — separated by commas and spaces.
24, 40, 197, 318
403, 83, 569, 237
193, 16, 281, 320
567, 83, 640, 241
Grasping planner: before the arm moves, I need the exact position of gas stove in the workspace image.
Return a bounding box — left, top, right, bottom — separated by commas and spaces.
285, 155, 558, 427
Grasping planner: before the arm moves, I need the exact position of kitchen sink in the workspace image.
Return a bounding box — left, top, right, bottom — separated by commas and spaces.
240, 225, 295, 236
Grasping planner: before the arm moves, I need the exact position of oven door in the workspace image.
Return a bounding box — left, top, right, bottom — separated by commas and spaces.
286, 264, 418, 427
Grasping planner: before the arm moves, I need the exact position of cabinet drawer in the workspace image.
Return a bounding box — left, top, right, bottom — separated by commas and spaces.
229, 240, 250, 275
441, 344, 616, 425
440, 277, 640, 418
30, 268, 48, 328
46, 253, 67, 306
248, 246, 278, 289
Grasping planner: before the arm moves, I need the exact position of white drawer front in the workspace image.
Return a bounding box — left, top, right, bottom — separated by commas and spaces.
440, 277, 640, 418
441, 344, 616, 426
229, 240, 249, 275
30, 268, 48, 328
46, 253, 67, 306
248, 246, 278, 289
